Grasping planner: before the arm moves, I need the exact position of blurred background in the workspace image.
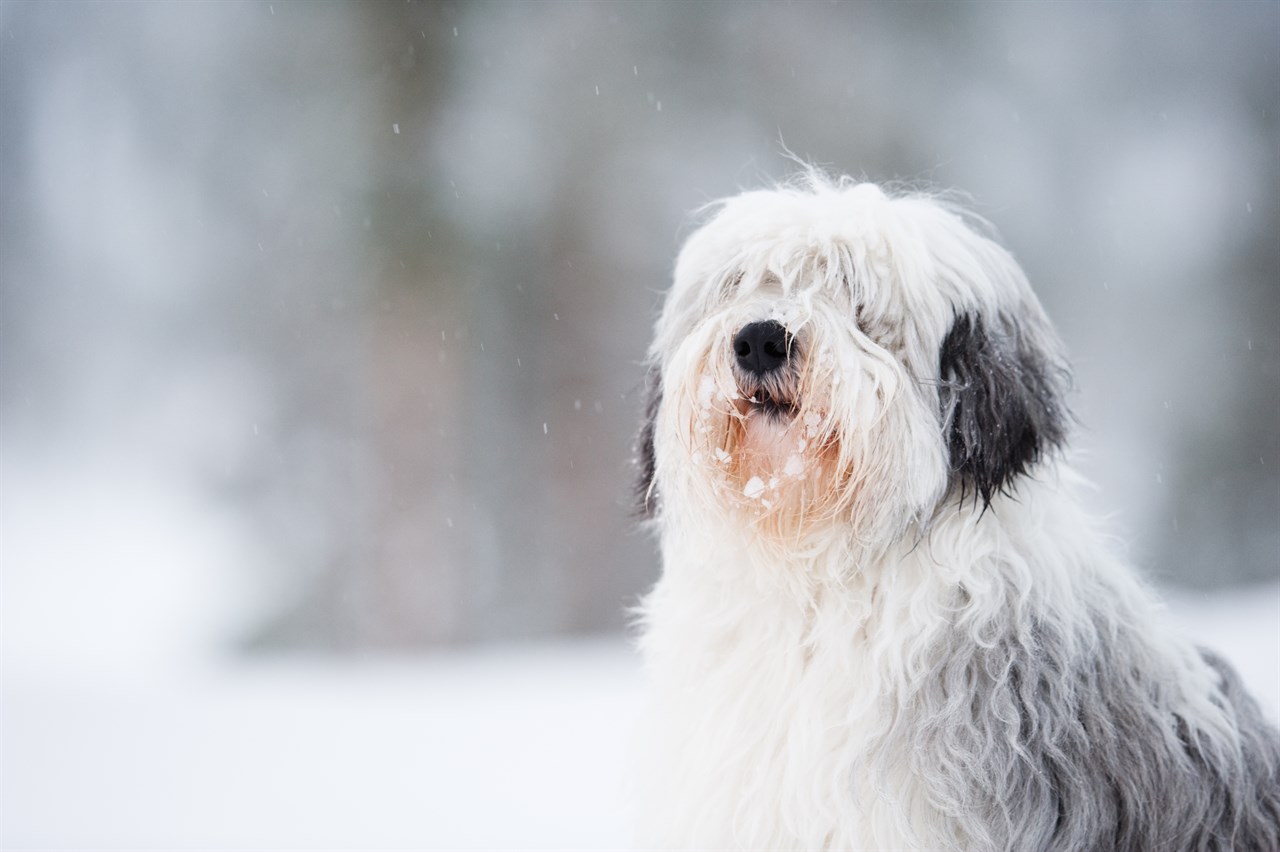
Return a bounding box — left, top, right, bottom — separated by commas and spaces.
3, 1, 1277, 848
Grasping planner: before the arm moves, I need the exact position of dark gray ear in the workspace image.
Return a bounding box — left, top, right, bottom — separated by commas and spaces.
634, 365, 662, 518
939, 312, 1070, 508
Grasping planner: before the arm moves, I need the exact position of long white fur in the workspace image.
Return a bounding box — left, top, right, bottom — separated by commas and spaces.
634, 175, 1279, 850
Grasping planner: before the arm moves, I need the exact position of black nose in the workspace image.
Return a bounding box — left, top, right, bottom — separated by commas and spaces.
733, 320, 791, 376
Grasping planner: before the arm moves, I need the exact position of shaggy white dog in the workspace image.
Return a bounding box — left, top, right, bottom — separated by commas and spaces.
633, 175, 1280, 851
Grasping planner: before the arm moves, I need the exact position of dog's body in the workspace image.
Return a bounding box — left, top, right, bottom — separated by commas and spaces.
634, 177, 1280, 851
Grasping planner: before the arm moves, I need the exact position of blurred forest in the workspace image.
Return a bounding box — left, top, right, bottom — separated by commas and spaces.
2, 1, 1277, 655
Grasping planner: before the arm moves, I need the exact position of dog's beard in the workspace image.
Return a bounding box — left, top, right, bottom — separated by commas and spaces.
730, 368, 821, 492
661, 306, 945, 555
677, 333, 853, 544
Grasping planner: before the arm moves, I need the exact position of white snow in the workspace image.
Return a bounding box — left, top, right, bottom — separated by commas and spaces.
3, 641, 645, 851
784, 454, 806, 476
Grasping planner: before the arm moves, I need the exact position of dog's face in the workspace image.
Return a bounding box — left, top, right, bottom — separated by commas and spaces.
638, 180, 1070, 550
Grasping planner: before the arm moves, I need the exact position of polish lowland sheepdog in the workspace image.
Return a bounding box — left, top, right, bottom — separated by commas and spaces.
633, 175, 1280, 851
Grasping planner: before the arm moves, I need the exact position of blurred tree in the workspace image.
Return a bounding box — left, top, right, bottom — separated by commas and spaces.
4, 0, 1275, 657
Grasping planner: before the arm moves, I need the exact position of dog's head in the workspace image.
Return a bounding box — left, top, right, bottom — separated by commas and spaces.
637, 177, 1070, 549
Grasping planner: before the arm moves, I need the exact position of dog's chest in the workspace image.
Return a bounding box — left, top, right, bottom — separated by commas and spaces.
639, 571, 920, 849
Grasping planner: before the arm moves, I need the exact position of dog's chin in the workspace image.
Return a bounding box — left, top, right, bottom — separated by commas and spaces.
738, 411, 800, 473
731, 387, 822, 501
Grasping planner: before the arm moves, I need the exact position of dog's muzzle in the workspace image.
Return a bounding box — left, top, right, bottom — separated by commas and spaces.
733, 320, 798, 417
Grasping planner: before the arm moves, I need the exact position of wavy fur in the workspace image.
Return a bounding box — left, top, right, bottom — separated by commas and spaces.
634, 175, 1280, 851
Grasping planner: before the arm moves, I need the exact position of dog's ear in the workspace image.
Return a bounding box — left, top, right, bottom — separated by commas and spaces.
634, 365, 662, 519
939, 312, 1070, 508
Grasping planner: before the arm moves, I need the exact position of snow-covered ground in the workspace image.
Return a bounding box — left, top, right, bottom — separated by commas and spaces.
4, 585, 1277, 851
3, 640, 645, 851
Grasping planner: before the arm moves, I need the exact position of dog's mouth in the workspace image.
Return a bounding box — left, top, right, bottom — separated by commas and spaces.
741, 387, 798, 420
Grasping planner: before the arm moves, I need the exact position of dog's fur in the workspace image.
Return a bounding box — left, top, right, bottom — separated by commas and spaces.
634, 175, 1280, 851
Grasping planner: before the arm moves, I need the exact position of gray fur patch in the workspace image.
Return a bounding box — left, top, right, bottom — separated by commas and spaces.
877, 594, 1280, 851
634, 365, 661, 519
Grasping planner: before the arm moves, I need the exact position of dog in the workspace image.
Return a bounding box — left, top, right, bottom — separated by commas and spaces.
633, 174, 1280, 851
